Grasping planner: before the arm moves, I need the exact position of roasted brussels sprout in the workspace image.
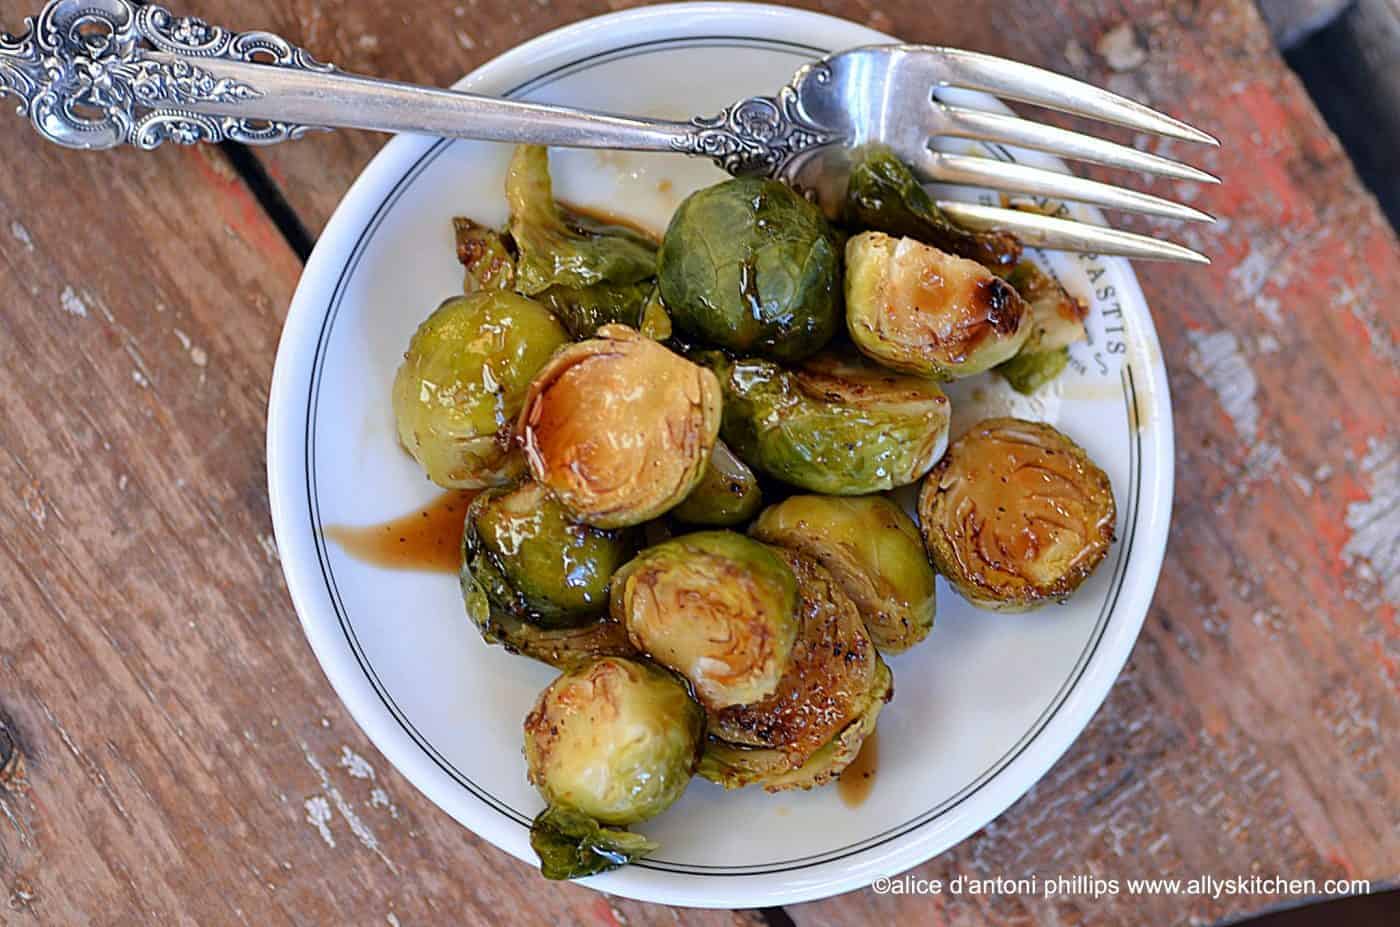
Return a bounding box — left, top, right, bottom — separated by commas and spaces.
657, 177, 842, 362
506, 145, 657, 295
393, 292, 570, 489
846, 231, 1032, 379
535, 280, 653, 339
610, 531, 799, 709
670, 441, 763, 527
750, 495, 936, 653
518, 325, 722, 528
524, 657, 703, 878
699, 659, 891, 791
918, 418, 1116, 610
707, 549, 879, 771
463, 481, 639, 629
843, 147, 1021, 269
454, 217, 515, 292
993, 261, 1088, 393
703, 348, 951, 495
996, 347, 1069, 394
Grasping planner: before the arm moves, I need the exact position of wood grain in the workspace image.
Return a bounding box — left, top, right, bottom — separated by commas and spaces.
1, 0, 1396, 925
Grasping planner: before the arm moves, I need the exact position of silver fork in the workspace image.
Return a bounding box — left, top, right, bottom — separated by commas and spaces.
1, 0, 1218, 263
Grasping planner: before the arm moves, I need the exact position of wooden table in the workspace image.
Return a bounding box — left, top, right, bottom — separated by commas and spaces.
1, 1, 1395, 924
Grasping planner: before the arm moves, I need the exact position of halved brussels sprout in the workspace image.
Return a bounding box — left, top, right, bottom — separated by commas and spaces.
610, 531, 799, 709
997, 347, 1069, 394
843, 147, 1021, 269
846, 231, 1032, 379
703, 348, 951, 495
524, 657, 703, 878
463, 481, 639, 630
506, 145, 657, 295
670, 441, 763, 527
750, 495, 936, 653
709, 549, 878, 769
918, 418, 1116, 610
657, 177, 842, 362
518, 325, 722, 528
454, 217, 515, 292
393, 292, 570, 489
699, 659, 891, 791
993, 261, 1089, 393
534, 280, 650, 340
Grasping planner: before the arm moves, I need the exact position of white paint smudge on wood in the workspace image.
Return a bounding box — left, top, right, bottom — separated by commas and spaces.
1187, 330, 1259, 443
11, 221, 32, 249
1341, 437, 1398, 606
302, 743, 398, 873
339, 746, 376, 780
304, 795, 335, 848
59, 286, 88, 318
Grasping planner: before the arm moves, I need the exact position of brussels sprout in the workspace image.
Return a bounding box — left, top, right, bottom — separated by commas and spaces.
918, 418, 1116, 610
709, 549, 878, 768
393, 292, 570, 489
843, 147, 1021, 269
463, 481, 639, 630
454, 217, 515, 292
658, 177, 842, 362
699, 659, 891, 791
846, 231, 1032, 379
993, 261, 1088, 393
463, 574, 636, 670
703, 348, 951, 495
536, 280, 653, 339
997, 347, 1069, 394
750, 495, 935, 653
506, 145, 657, 295
518, 325, 722, 528
610, 531, 799, 709
670, 441, 763, 527
523, 657, 703, 878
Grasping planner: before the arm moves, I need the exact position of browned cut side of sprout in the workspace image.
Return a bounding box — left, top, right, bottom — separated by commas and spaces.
518, 324, 723, 528
918, 417, 1116, 611
710, 549, 878, 769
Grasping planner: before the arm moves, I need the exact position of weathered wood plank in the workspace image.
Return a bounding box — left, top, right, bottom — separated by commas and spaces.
0, 117, 754, 927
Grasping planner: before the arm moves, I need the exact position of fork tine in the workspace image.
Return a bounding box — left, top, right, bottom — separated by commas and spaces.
934, 201, 1209, 263
938, 105, 1219, 183
922, 46, 1219, 146
921, 151, 1214, 222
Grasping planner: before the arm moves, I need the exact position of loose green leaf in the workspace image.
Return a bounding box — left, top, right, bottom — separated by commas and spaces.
530, 806, 658, 880
454, 217, 515, 292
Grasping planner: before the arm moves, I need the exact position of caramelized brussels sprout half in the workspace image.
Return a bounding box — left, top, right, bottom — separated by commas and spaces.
658, 177, 842, 362
708, 550, 878, 769
535, 280, 653, 339
524, 657, 703, 878
610, 531, 799, 709
454, 217, 515, 292
751, 495, 935, 653
463, 481, 639, 629
993, 261, 1088, 394
670, 441, 763, 527
699, 660, 891, 791
519, 325, 722, 528
393, 292, 570, 489
918, 418, 1116, 610
703, 348, 951, 495
843, 147, 1021, 269
846, 231, 1032, 379
506, 145, 657, 295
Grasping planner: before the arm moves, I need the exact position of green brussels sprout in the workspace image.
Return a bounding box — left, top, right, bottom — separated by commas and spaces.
670, 440, 763, 527
750, 495, 935, 653
506, 145, 657, 295
997, 347, 1069, 394
843, 146, 1021, 269
393, 292, 570, 489
454, 217, 515, 292
846, 231, 1032, 379
703, 348, 951, 495
518, 325, 722, 528
610, 530, 799, 709
699, 659, 891, 791
462, 569, 636, 670
708, 549, 879, 770
463, 481, 639, 630
523, 657, 703, 878
918, 418, 1116, 611
535, 279, 653, 339
657, 177, 842, 362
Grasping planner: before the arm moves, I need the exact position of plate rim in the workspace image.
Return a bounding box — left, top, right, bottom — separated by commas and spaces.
267, 1, 1174, 908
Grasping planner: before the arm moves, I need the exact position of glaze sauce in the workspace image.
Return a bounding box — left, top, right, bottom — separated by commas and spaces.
837, 730, 878, 808
323, 490, 477, 573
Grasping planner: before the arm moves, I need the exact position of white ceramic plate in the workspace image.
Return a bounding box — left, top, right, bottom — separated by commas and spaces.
267, 2, 1173, 908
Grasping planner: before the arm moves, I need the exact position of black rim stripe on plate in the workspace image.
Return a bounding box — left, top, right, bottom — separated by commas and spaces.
303, 35, 1142, 877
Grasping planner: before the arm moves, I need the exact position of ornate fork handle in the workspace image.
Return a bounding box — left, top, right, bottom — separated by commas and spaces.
0, 0, 844, 177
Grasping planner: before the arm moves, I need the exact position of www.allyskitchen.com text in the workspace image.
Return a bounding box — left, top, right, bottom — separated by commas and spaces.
871, 873, 1372, 900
